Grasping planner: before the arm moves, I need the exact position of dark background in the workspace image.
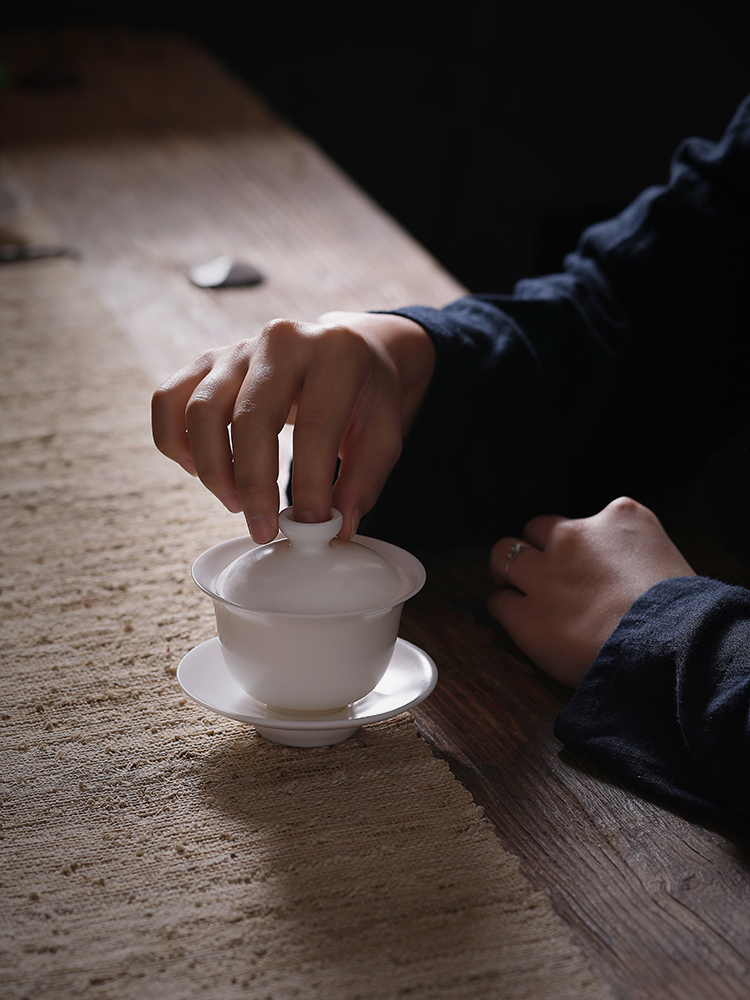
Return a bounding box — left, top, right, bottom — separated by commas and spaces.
3, 1, 749, 555
3, 1, 748, 294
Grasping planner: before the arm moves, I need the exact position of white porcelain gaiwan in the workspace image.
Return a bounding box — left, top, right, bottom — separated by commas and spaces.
192, 508, 426, 713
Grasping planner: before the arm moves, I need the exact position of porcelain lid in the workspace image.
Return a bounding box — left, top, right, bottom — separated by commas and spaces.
215, 508, 409, 614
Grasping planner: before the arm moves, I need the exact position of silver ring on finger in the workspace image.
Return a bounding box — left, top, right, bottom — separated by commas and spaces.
504, 541, 530, 579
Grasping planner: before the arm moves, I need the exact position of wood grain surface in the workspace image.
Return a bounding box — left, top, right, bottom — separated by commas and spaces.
3, 26, 750, 1000
404, 543, 750, 1000
0, 26, 463, 385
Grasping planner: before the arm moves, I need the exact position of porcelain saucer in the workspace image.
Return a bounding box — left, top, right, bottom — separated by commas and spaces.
177, 636, 437, 747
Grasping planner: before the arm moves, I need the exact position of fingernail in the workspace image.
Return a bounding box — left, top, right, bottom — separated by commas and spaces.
221, 492, 243, 514
179, 457, 197, 476
248, 515, 274, 544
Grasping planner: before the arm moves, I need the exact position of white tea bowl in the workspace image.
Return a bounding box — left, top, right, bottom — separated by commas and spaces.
191, 508, 426, 713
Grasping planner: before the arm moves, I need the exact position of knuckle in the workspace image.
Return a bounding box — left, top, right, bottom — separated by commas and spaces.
296, 408, 334, 438
257, 318, 374, 381
233, 478, 268, 500
323, 324, 370, 364
263, 317, 296, 335
607, 495, 654, 522
308, 322, 372, 373
151, 381, 185, 426
258, 317, 302, 351
150, 388, 172, 436
232, 465, 277, 502
193, 460, 235, 498
196, 346, 221, 367
150, 384, 171, 409
196, 467, 229, 491
221, 339, 254, 366
609, 495, 641, 514
231, 399, 280, 438
184, 391, 219, 424
231, 394, 260, 422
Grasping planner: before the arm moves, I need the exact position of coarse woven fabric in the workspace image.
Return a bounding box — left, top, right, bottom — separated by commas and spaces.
0, 215, 609, 1000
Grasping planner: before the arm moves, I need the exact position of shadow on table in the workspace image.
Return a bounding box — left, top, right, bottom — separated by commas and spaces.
185, 719, 548, 994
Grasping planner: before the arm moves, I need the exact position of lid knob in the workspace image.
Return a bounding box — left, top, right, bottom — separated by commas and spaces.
278, 507, 343, 553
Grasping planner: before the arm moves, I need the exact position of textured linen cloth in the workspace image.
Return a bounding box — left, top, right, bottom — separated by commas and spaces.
0, 210, 609, 1000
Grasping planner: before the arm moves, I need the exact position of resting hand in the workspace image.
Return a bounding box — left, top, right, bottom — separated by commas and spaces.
488, 497, 696, 687
151, 311, 434, 543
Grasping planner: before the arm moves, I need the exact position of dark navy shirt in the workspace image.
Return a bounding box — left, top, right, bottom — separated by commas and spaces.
362, 94, 750, 829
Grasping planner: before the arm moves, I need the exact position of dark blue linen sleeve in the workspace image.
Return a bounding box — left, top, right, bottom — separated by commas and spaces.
361, 94, 750, 553
358, 96, 750, 827
555, 577, 750, 829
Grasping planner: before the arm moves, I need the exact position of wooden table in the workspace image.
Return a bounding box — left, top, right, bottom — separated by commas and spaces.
3, 27, 750, 1000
